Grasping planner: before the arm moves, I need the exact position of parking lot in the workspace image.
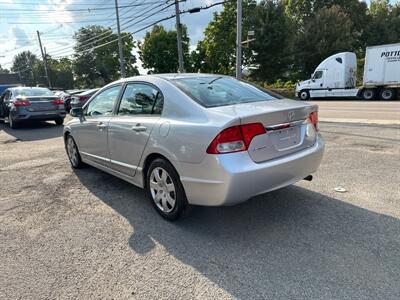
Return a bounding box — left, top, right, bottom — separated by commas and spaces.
0, 103, 399, 299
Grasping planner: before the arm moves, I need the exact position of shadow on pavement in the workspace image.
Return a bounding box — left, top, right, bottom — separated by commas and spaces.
75, 166, 400, 299
0, 121, 64, 142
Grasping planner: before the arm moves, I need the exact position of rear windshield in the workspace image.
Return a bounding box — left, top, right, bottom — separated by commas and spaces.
171, 76, 277, 107
13, 88, 54, 97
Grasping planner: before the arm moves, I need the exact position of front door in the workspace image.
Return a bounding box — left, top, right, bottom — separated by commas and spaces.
108, 82, 164, 176
76, 85, 121, 167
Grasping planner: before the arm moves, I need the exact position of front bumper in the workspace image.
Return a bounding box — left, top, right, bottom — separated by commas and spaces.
178, 136, 325, 206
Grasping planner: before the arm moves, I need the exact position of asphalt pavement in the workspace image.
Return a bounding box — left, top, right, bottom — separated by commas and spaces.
0, 115, 399, 299
310, 100, 400, 124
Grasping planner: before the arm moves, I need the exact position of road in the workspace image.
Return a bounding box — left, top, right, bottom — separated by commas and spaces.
0, 118, 399, 299
310, 100, 400, 124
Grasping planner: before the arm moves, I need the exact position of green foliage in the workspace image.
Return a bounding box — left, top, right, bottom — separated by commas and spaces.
7, 1, 399, 88
138, 25, 190, 73
0, 65, 10, 74
365, 0, 400, 47
73, 25, 139, 88
192, 1, 256, 75
11, 51, 38, 86
251, 0, 292, 82
294, 5, 356, 78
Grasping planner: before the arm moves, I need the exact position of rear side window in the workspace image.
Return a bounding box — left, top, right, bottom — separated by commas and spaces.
117, 83, 163, 115
84, 85, 121, 117
171, 76, 276, 108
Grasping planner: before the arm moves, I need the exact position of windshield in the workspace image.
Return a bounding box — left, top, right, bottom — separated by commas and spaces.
13, 88, 54, 97
171, 76, 277, 107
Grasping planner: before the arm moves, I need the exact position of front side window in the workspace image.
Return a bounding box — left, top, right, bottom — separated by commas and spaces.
117, 83, 163, 115
171, 76, 276, 108
85, 85, 121, 117
313, 71, 323, 80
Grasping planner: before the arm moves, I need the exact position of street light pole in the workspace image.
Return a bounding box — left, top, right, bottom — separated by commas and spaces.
236, 0, 242, 79
174, 0, 185, 73
115, 0, 125, 78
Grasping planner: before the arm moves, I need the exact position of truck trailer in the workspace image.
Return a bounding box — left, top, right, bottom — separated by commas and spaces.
295, 43, 400, 100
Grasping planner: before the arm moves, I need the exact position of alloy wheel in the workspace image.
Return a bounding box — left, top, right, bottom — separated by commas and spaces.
149, 167, 176, 213
67, 137, 79, 167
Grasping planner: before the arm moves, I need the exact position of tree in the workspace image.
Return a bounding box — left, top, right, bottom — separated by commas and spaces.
251, 0, 293, 82
138, 25, 190, 74
365, 0, 400, 47
0, 65, 10, 74
293, 5, 356, 78
11, 51, 38, 86
193, 0, 256, 75
73, 25, 138, 87
49, 58, 74, 89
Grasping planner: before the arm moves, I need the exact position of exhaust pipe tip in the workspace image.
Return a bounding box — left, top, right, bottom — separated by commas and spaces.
304, 175, 313, 182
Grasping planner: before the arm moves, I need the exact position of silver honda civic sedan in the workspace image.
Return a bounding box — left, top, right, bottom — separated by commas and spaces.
64, 74, 324, 220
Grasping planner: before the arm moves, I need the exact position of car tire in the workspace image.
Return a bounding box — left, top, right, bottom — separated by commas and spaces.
299, 90, 310, 100
146, 158, 188, 221
362, 89, 376, 100
65, 135, 84, 169
55, 118, 64, 126
379, 88, 395, 101
8, 112, 19, 129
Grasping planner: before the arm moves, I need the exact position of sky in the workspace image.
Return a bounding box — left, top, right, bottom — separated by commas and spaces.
0, 0, 397, 74
0, 0, 220, 73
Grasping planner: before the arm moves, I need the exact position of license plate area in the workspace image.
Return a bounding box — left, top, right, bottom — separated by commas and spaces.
270, 126, 301, 150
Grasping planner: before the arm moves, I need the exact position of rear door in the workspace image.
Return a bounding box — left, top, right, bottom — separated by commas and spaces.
76, 85, 122, 167
108, 82, 163, 176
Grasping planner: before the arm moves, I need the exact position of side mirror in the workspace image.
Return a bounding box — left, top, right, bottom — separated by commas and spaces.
70, 107, 83, 118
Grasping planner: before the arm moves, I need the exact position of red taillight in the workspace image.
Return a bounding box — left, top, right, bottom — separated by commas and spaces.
52, 99, 64, 105
308, 111, 319, 131
14, 99, 30, 106
207, 123, 266, 154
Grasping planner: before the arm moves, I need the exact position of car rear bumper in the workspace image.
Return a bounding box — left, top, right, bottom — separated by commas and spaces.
178, 136, 325, 206
11, 110, 66, 121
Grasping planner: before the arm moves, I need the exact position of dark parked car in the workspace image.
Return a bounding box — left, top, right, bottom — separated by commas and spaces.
63, 89, 86, 112
0, 87, 66, 128
70, 88, 99, 108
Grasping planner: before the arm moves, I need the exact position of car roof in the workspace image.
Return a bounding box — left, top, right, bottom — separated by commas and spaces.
78, 88, 99, 95
9, 86, 50, 91
119, 73, 228, 83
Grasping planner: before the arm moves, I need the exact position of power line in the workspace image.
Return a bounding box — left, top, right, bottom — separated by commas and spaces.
47, 3, 174, 56
6, 16, 149, 24
0, 1, 162, 12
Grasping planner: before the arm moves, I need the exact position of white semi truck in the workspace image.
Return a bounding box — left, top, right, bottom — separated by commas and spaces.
295, 43, 400, 100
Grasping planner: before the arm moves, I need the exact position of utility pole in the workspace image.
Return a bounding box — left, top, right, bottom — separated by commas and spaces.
235, 0, 242, 79
36, 30, 51, 88
174, 0, 185, 73
115, 0, 125, 78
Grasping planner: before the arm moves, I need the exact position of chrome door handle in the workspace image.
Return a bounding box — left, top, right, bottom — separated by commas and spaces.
131, 125, 147, 132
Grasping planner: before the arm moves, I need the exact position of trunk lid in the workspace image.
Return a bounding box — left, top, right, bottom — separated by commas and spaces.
209, 99, 318, 162
23, 96, 62, 112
